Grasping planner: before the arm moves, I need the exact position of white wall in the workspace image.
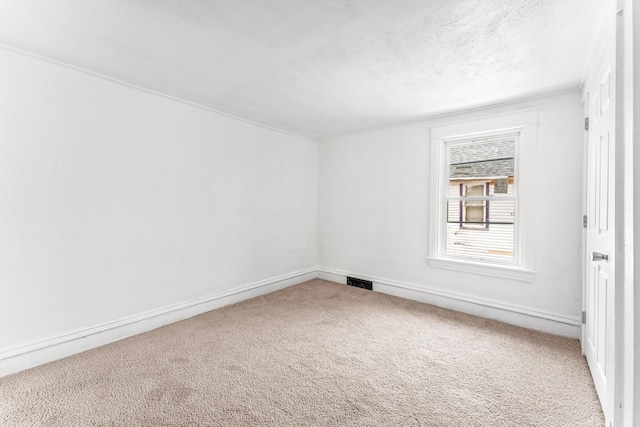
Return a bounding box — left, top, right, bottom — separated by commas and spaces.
319, 91, 584, 335
0, 49, 318, 353
0, 44, 587, 374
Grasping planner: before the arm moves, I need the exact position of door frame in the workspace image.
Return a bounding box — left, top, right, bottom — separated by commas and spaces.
613, 0, 639, 425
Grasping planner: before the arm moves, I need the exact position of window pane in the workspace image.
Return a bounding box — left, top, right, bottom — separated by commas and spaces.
446, 199, 515, 262
447, 199, 515, 225
449, 137, 516, 195
465, 184, 484, 196
465, 205, 484, 223
445, 136, 517, 263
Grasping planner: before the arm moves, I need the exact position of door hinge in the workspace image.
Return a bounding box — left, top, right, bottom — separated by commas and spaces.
585, 117, 589, 131
583, 215, 587, 228
582, 311, 586, 324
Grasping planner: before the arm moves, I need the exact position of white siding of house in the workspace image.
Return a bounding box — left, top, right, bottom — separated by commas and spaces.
446, 181, 515, 262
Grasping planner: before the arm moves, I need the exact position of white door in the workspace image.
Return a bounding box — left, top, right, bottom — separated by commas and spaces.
583, 42, 615, 425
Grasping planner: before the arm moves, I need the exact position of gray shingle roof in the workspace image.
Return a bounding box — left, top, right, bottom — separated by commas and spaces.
450, 158, 514, 179
449, 137, 514, 179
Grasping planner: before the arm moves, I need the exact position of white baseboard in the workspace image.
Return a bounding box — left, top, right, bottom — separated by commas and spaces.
318, 267, 581, 339
1, 266, 581, 378
0, 268, 318, 378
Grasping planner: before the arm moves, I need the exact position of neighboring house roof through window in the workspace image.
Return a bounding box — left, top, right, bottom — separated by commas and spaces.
449, 138, 515, 179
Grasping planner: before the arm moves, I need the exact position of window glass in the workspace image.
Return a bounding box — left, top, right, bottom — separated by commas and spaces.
444, 135, 517, 263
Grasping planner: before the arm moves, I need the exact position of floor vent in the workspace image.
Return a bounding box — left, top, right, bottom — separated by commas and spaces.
346, 276, 373, 290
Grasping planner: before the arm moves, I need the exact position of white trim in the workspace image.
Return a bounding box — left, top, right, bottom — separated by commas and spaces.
0, 43, 319, 144
0, 268, 318, 378
614, 1, 638, 423
429, 109, 538, 278
425, 257, 536, 282
1, 266, 581, 378
318, 267, 580, 338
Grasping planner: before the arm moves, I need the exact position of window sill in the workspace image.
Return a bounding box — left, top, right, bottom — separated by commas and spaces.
426, 257, 536, 282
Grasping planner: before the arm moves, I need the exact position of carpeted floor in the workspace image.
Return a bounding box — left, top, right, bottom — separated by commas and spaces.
0, 279, 603, 426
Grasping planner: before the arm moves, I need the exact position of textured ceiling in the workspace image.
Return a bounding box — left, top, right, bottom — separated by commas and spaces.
0, 0, 606, 141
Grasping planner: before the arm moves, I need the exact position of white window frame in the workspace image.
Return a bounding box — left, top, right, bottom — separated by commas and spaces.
427, 109, 537, 282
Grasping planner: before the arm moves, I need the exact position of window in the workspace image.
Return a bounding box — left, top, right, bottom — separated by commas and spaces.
458, 182, 489, 229
428, 110, 537, 282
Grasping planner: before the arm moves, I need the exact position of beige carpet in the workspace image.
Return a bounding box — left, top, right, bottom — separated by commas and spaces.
0, 279, 603, 426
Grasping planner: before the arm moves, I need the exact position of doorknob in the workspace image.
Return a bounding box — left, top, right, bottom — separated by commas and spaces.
592, 252, 609, 261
